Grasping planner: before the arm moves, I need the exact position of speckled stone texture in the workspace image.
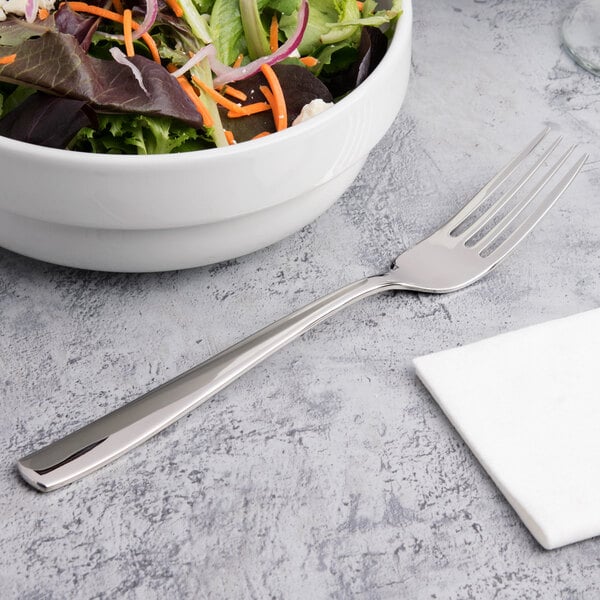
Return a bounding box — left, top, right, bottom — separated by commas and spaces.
1, 1, 599, 598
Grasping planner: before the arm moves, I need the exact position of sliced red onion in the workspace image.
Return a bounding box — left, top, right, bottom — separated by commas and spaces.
131, 0, 159, 40
213, 0, 309, 87
110, 47, 149, 94
169, 44, 244, 79
170, 45, 218, 78
107, 0, 159, 41
25, 0, 38, 23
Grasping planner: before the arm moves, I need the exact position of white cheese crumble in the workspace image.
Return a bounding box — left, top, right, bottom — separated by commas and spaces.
292, 98, 334, 126
0, 0, 55, 21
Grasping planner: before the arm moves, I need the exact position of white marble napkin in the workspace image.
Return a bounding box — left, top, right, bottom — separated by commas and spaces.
414, 308, 600, 550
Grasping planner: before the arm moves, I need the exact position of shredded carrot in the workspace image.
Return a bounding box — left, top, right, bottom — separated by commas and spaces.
222, 85, 247, 102
111, 0, 123, 13
226, 101, 271, 118
224, 130, 235, 145
145, 39, 161, 64
38, 7, 50, 19
259, 84, 275, 106
299, 56, 318, 68
178, 78, 215, 127
233, 53, 244, 68
252, 131, 271, 139
269, 15, 279, 53
192, 75, 251, 115
164, 0, 184, 17
166, 64, 214, 127
259, 84, 280, 127
123, 9, 134, 57
0, 53, 16, 65
356, 0, 364, 10
259, 64, 287, 131
140, 33, 160, 65
66, 2, 161, 64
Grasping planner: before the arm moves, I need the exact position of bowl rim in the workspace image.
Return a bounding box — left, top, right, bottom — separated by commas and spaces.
0, 0, 412, 166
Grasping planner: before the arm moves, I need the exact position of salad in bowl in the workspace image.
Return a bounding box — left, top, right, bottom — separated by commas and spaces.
0, 0, 401, 153
0, 0, 411, 272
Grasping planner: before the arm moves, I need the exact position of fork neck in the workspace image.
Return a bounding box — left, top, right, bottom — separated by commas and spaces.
345, 272, 407, 299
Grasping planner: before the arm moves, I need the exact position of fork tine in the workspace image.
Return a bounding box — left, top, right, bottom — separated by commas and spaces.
445, 127, 551, 232
476, 145, 576, 253
482, 153, 588, 265
457, 136, 563, 242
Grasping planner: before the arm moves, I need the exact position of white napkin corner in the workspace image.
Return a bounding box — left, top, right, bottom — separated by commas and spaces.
414, 308, 600, 550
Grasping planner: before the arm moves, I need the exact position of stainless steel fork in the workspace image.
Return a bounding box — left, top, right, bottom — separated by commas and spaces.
17, 128, 588, 492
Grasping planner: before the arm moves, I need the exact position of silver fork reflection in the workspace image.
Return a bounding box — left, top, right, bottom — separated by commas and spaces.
17, 128, 588, 492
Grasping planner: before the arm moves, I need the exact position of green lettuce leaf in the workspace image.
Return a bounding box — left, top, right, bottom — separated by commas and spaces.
178, 0, 213, 43
262, 0, 299, 14
326, 0, 402, 28
280, 0, 338, 56
240, 0, 271, 59
191, 0, 216, 13
210, 0, 246, 65
70, 113, 214, 154
319, 0, 361, 44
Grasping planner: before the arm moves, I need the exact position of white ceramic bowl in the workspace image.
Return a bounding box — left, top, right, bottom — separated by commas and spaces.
0, 0, 412, 272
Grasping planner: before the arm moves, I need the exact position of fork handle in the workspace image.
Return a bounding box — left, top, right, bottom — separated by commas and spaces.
17, 274, 399, 492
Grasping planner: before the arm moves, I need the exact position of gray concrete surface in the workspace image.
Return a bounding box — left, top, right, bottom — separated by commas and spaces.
1, 0, 599, 598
